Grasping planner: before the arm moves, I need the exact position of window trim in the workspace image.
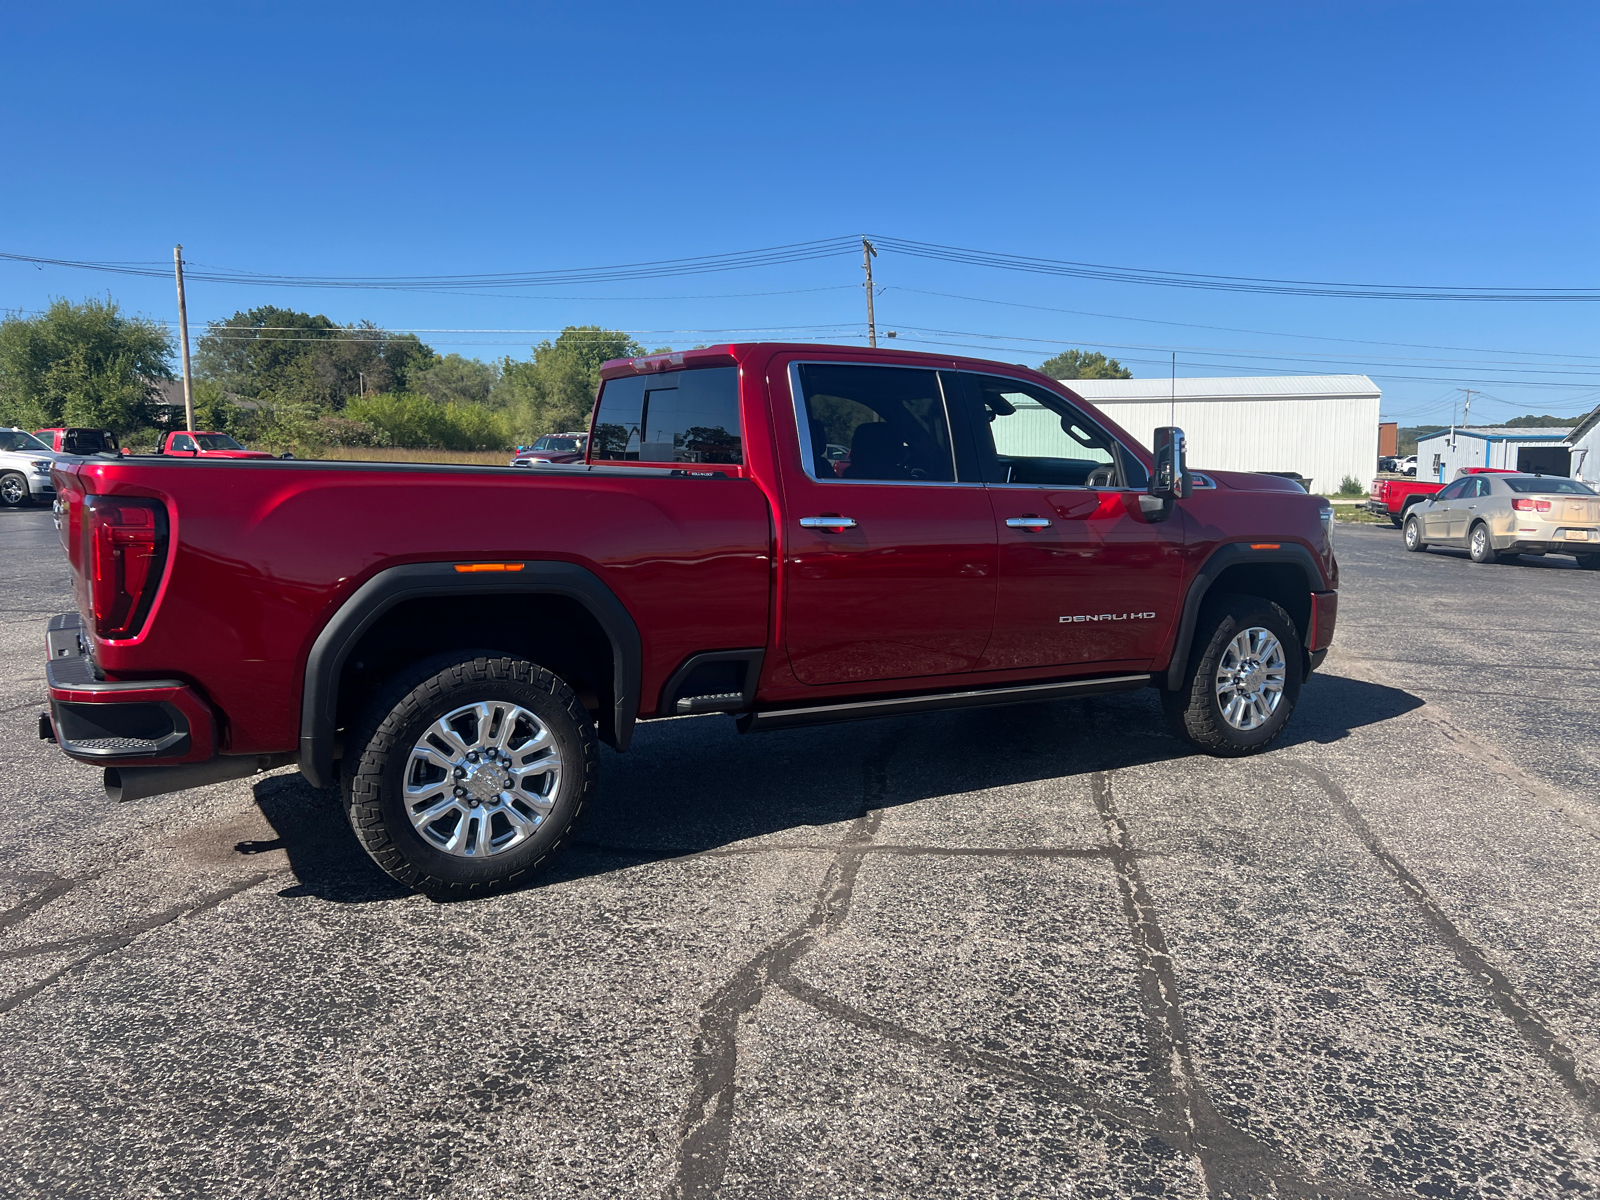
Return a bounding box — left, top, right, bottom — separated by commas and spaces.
787, 360, 969, 487
956, 370, 1147, 492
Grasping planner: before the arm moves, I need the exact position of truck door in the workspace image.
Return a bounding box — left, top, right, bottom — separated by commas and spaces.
958, 372, 1185, 671
780, 361, 997, 685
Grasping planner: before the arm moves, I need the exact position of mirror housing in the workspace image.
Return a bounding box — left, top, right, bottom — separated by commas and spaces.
1149, 426, 1193, 500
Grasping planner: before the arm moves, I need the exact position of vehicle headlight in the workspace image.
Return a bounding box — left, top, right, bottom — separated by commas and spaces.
1319, 504, 1335, 547
31, 460, 52, 475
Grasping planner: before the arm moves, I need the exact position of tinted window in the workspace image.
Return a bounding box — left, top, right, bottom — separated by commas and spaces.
963, 373, 1141, 488
194, 434, 244, 450
592, 367, 741, 464
794, 364, 955, 483
1504, 476, 1595, 495
171, 435, 196, 452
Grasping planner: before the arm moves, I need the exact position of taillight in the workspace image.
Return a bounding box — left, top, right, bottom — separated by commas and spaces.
1512, 498, 1552, 512
85, 496, 168, 639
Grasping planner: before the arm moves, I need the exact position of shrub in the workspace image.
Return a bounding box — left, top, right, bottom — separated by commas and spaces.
1338, 475, 1365, 496
344, 393, 510, 451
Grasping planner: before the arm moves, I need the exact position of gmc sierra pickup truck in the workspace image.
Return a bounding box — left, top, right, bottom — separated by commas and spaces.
41, 343, 1338, 894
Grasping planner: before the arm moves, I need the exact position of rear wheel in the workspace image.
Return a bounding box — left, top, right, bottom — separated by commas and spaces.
343, 653, 598, 895
1468, 522, 1496, 564
1577, 553, 1600, 571
1403, 514, 1427, 552
1388, 513, 1403, 528
1161, 595, 1303, 757
0, 472, 27, 508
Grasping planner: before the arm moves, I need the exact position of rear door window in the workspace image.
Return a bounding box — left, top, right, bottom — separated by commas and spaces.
592, 366, 742, 464
793, 363, 956, 483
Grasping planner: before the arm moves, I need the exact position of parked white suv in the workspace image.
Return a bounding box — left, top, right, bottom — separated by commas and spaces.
0, 428, 58, 508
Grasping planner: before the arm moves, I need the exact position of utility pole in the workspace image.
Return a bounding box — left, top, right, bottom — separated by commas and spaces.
862, 237, 877, 348
173, 245, 195, 432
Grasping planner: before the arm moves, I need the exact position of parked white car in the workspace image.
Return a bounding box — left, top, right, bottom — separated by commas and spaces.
0, 428, 58, 508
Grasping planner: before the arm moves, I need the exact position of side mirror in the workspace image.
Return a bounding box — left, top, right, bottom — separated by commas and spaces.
1149, 426, 1193, 500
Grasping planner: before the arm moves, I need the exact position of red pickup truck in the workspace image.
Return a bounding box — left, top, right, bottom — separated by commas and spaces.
154, 430, 278, 459
1367, 468, 1516, 526
40, 343, 1337, 894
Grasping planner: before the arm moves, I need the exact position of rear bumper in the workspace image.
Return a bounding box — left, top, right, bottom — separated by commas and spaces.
1363, 501, 1393, 518
1494, 527, 1599, 554
42, 612, 217, 766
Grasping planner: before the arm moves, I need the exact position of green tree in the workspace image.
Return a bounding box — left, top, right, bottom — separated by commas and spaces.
1503, 413, 1583, 428
411, 353, 500, 406
1037, 349, 1132, 380
0, 297, 173, 433
493, 326, 650, 438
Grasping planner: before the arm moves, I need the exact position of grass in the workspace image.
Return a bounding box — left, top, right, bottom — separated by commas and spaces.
295, 447, 513, 466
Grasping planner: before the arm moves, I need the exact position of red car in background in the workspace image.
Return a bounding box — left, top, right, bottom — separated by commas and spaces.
34, 427, 122, 456
154, 431, 277, 459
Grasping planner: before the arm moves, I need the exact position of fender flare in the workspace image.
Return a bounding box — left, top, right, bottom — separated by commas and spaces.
297, 561, 641, 789
1163, 542, 1327, 692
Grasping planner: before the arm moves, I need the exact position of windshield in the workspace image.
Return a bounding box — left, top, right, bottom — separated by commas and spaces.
1504, 476, 1595, 495
0, 430, 50, 453
531, 436, 583, 453
193, 434, 245, 450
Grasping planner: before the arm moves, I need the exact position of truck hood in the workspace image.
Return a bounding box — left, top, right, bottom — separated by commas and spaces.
1206, 470, 1314, 493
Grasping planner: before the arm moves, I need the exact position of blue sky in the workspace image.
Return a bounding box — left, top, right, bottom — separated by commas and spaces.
3, 1, 1597, 426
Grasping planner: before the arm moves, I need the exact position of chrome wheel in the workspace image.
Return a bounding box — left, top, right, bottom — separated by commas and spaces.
0, 474, 25, 506
1214, 626, 1287, 731
403, 701, 563, 858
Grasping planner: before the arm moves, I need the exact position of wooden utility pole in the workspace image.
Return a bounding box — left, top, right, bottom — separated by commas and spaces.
862, 237, 878, 348
173, 245, 195, 432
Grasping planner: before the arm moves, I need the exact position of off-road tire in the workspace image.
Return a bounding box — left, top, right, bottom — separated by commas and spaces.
1403, 514, 1427, 552
1161, 594, 1303, 757
1468, 521, 1496, 564
0, 472, 28, 508
343, 653, 598, 896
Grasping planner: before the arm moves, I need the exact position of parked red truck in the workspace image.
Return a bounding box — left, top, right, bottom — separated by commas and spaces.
1366, 467, 1517, 526
41, 343, 1338, 893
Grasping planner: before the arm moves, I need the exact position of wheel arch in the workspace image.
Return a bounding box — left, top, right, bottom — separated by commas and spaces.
1164, 543, 1326, 691
298, 561, 641, 789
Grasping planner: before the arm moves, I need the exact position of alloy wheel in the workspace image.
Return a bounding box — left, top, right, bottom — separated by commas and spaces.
1214, 626, 1287, 731
402, 701, 563, 858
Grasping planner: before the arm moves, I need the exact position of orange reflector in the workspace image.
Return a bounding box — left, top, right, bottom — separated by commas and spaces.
454, 562, 525, 573
1249, 543, 1281, 550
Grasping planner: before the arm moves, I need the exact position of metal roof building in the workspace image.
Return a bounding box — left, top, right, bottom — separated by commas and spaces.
1055, 374, 1381, 494
1565, 404, 1600, 484
1415, 426, 1573, 482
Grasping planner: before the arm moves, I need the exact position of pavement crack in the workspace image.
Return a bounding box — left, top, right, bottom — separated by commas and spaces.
668, 742, 891, 1200
575, 839, 1111, 862
1093, 771, 1395, 1200
1291, 760, 1600, 1122
0, 870, 85, 934
0, 872, 274, 1016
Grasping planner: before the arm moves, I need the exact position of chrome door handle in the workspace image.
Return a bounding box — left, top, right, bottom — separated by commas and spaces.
1005, 516, 1053, 529
799, 515, 857, 531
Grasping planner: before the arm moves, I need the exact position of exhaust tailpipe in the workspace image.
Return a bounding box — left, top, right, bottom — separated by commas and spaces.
105, 754, 294, 803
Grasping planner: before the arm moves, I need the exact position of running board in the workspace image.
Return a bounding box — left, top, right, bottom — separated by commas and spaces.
737, 673, 1153, 734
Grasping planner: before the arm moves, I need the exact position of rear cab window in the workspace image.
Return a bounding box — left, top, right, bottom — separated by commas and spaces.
591, 366, 742, 467
792, 363, 958, 483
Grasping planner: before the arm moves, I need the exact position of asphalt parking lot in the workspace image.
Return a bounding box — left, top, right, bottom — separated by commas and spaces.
2, 508, 1597, 1200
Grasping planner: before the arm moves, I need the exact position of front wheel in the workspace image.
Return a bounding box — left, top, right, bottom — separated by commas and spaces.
0, 472, 28, 508
1161, 595, 1303, 757
1403, 514, 1427, 552
343, 653, 598, 895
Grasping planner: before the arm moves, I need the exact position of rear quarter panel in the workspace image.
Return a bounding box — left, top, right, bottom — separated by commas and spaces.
73, 459, 772, 753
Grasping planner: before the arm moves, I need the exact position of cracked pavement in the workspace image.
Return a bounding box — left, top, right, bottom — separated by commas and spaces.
1, 508, 1597, 1199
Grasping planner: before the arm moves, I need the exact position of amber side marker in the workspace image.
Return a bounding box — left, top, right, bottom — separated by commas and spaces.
1249, 543, 1281, 550
454, 562, 525, 573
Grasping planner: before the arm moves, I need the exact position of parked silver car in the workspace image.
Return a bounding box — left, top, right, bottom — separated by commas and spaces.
1403, 473, 1600, 567
0, 428, 58, 508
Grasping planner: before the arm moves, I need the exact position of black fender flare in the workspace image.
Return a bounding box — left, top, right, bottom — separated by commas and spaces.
1163, 542, 1327, 692
297, 561, 641, 789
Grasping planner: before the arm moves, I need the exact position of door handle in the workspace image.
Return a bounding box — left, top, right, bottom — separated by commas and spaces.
1005, 516, 1053, 529
799, 515, 857, 531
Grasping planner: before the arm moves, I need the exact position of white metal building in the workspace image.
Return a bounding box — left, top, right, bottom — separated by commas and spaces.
1565, 404, 1600, 484
1055, 374, 1381, 495
1414, 427, 1573, 482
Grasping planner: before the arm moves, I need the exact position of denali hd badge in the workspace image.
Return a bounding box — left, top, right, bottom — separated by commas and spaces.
1059, 612, 1157, 623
